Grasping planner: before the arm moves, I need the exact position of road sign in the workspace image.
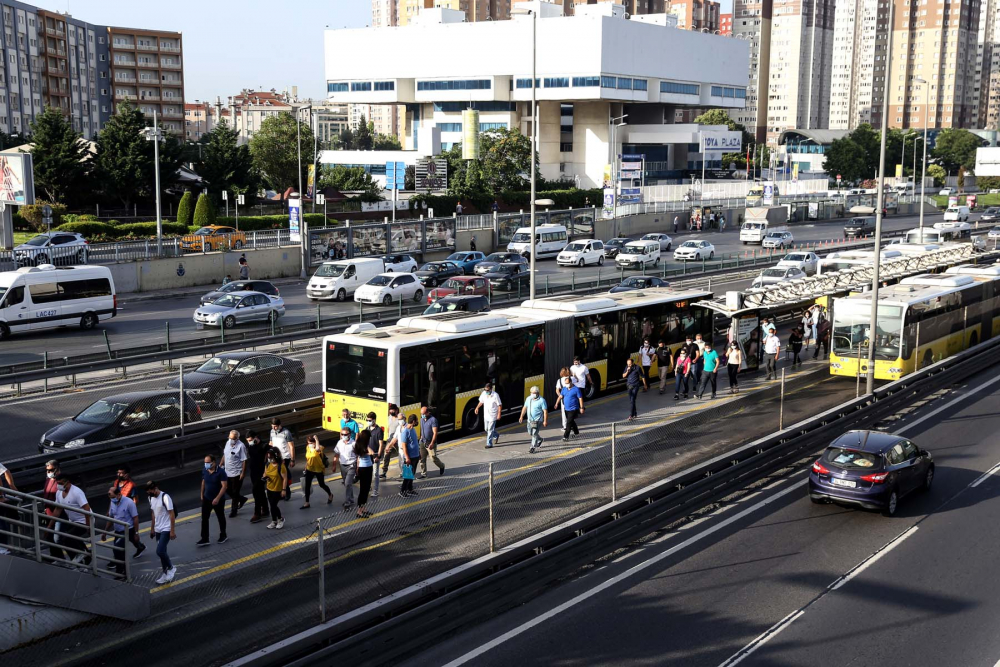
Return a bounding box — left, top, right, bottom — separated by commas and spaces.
289, 198, 301, 243
237, 194, 245, 205
385, 161, 406, 191
222, 191, 228, 201
316, 193, 326, 205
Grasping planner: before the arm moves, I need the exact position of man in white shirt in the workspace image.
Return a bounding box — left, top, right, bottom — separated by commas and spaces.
570, 356, 590, 392
475, 382, 502, 449
331, 428, 358, 508
223, 430, 248, 518
638, 338, 655, 391
146, 480, 177, 585
54, 474, 91, 565
268, 418, 295, 499
764, 329, 781, 380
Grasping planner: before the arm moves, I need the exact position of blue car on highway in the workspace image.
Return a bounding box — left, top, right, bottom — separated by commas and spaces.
446, 251, 486, 273
809, 430, 934, 517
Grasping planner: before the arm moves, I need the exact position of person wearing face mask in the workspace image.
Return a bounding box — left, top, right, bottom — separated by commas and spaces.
262, 448, 287, 529
673, 349, 692, 400
146, 480, 176, 584
367, 413, 384, 498
106, 465, 145, 556
623, 358, 643, 421
52, 474, 92, 566
380, 404, 403, 480
245, 430, 269, 524
196, 455, 228, 547
394, 415, 420, 497
474, 382, 502, 449
331, 428, 358, 509
638, 338, 654, 392
102, 484, 142, 572
301, 434, 333, 509
268, 418, 295, 500
419, 406, 444, 477
518, 385, 548, 454
553, 375, 584, 441
223, 431, 248, 518
41, 460, 61, 557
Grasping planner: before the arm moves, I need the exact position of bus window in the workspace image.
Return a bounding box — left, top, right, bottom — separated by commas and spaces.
325, 343, 387, 401
457, 343, 490, 393
527, 326, 546, 376
399, 347, 422, 408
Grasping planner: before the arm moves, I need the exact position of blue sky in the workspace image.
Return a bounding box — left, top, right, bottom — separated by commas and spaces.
60, 0, 372, 101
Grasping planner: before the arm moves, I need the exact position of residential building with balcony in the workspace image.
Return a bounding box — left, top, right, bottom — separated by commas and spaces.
107, 26, 184, 134
184, 101, 213, 141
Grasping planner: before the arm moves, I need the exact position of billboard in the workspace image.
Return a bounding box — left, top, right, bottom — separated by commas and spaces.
306, 164, 315, 198
699, 131, 742, 153
0, 152, 34, 205
415, 158, 448, 190
462, 109, 480, 160
288, 198, 301, 243
602, 188, 615, 219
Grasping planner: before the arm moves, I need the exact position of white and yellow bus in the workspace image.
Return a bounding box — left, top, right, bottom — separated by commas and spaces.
322, 289, 712, 437
829, 265, 1000, 381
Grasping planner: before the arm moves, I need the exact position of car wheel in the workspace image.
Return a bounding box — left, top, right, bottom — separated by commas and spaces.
223, 315, 236, 329
742, 241, 747, 245
653, 257, 659, 267
77, 250, 87, 263
578, 258, 585, 268
281, 377, 296, 397
598, 255, 605, 266
583, 370, 600, 400
268, 310, 279, 323
383, 294, 393, 306
462, 403, 481, 435
212, 391, 230, 410
80, 312, 98, 330
810, 496, 826, 504
922, 465, 935, 492
336, 288, 346, 302
35, 253, 49, 266
504, 280, 512, 291
0, 323, 9, 340
386, 269, 393, 273
882, 488, 899, 517
666, 243, 672, 251
709, 251, 715, 259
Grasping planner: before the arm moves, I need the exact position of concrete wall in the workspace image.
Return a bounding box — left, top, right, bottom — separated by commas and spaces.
108, 247, 302, 294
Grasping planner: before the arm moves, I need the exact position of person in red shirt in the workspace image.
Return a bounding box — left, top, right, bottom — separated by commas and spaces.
111, 465, 136, 500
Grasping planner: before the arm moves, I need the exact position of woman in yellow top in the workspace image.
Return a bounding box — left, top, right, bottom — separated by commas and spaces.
301, 434, 333, 509
262, 447, 288, 529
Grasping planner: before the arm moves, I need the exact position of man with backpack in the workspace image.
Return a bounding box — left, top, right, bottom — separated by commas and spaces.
147, 481, 177, 585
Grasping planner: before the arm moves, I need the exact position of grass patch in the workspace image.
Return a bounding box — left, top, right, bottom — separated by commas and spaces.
13, 231, 32, 245
931, 193, 1000, 208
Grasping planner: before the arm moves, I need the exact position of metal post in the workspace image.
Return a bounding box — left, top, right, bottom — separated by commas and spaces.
528, 8, 537, 301
179, 364, 185, 435
915, 321, 921, 370
571, 271, 575, 292
220, 316, 225, 344
103, 330, 112, 360
165, 322, 170, 352
856, 342, 863, 397
31, 499, 42, 562
488, 462, 495, 553
917, 76, 930, 233
545, 275, 549, 295
611, 422, 617, 501
359, 301, 364, 322
597, 267, 601, 286
88, 519, 98, 575
316, 303, 321, 330
43, 351, 48, 393
152, 111, 163, 256
317, 518, 326, 621
398, 298, 403, 318
778, 368, 786, 430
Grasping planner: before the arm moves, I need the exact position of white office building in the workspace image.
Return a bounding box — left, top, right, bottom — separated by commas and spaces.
322, 1, 749, 187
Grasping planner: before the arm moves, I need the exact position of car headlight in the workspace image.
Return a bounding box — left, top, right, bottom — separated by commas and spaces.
65, 438, 85, 448
188, 387, 210, 395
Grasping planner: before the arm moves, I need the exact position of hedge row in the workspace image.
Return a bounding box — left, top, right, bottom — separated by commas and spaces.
215, 213, 331, 231
54, 220, 191, 240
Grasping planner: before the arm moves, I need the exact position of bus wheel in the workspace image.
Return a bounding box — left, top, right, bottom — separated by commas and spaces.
463, 404, 481, 435
922, 350, 934, 369
970, 332, 979, 348
584, 370, 601, 399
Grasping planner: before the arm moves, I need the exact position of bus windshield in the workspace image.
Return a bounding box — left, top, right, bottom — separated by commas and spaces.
325, 342, 387, 400
833, 301, 903, 359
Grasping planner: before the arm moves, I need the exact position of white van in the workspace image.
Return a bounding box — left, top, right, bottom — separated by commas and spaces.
0, 264, 116, 340
740, 220, 769, 244
556, 239, 605, 267
615, 241, 660, 269
893, 182, 914, 194
507, 224, 568, 259
943, 206, 970, 222
307, 257, 385, 302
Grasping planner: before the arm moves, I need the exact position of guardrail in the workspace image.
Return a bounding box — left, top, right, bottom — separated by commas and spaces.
232, 310, 1000, 667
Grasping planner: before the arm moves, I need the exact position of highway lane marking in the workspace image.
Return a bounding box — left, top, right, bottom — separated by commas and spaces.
718, 524, 919, 667
970, 460, 1000, 488
895, 371, 1000, 435
440, 477, 808, 667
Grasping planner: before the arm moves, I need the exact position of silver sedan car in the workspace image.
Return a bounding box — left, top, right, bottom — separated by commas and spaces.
640, 233, 673, 252
776, 251, 819, 275
193, 291, 286, 328
751, 266, 808, 288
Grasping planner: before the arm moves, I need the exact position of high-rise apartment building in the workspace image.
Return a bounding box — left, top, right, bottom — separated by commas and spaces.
667, 0, 720, 31
184, 101, 212, 141
398, 0, 512, 25
975, 0, 1000, 128
720, 12, 732, 34
107, 27, 184, 135
731, 0, 772, 142
514, 0, 666, 16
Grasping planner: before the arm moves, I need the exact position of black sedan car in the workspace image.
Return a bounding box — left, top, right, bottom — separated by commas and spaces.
608, 276, 670, 293
485, 263, 531, 292
167, 352, 306, 410
39, 390, 202, 452
474, 252, 527, 276
200, 280, 280, 307
415, 261, 464, 288
808, 430, 934, 516
604, 237, 635, 259
423, 295, 492, 315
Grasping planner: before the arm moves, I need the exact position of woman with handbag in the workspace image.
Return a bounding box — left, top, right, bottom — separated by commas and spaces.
300, 435, 333, 509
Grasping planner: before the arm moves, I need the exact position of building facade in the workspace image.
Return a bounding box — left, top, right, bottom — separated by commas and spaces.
399, 0, 513, 25
666, 0, 721, 31
975, 0, 1000, 128
184, 101, 212, 141
107, 27, 184, 135
328, 1, 748, 187
719, 12, 732, 34
208, 89, 300, 145
315, 102, 350, 148
730, 0, 772, 142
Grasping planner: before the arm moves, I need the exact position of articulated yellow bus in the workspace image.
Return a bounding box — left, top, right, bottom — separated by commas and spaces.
321, 289, 712, 437
829, 264, 1000, 381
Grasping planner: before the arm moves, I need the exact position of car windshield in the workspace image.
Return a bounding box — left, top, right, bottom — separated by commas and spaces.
623, 244, 645, 252
495, 265, 516, 274
23, 234, 51, 246
367, 275, 393, 286
325, 342, 387, 401
447, 253, 467, 261
419, 263, 441, 272
993, 227, 1000, 233
765, 233, 782, 239
511, 232, 531, 242
762, 269, 786, 278
608, 238, 630, 246
443, 279, 466, 289
211, 294, 241, 307
194, 227, 216, 235
76, 399, 131, 425
425, 301, 465, 314
196, 357, 241, 375
641, 234, 659, 240
621, 278, 646, 287
823, 447, 880, 470
315, 264, 346, 278
680, 241, 699, 248
218, 282, 250, 293
566, 242, 587, 252
784, 254, 806, 262
484, 253, 506, 262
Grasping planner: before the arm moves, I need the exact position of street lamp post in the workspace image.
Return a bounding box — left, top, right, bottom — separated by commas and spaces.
312, 109, 318, 213
610, 114, 627, 231
296, 103, 312, 221
513, 6, 539, 299
914, 76, 930, 233
143, 111, 163, 256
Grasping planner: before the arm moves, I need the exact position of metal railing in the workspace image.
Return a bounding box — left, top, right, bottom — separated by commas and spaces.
0, 486, 131, 580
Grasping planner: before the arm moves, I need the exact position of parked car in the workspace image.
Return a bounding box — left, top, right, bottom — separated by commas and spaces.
673, 239, 715, 261
181, 225, 247, 252
383, 254, 419, 273
608, 276, 669, 293
475, 252, 527, 275
981, 207, 1000, 222
844, 216, 876, 238
808, 430, 933, 516
39, 390, 202, 452
615, 241, 660, 269
751, 266, 808, 288
423, 294, 491, 315
167, 352, 306, 410
199, 280, 279, 307
354, 272, 423, 305
415, 261, 464, 288
557, 239, 606, 267
193, 291, 285, 328
988, 226, 1000, 241
603, 237, 635, 259
762, 230, 794, 249
939, 187, 953, 196
640, 233, 673, 252
445, 251, 486, 273
484, 263, 531, 291
777, 252, 820, 275
14, 232, 88, 266
427, 275, 490, 303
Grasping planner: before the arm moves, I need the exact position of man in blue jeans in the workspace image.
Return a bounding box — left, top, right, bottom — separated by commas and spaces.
518, 385, 548, 454
555, 376, 585, 440
196, 455, 228, 547
146, 481, 176, 585
475, 382, 503, 449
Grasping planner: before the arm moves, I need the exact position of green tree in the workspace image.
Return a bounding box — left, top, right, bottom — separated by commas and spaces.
693, 108, 754, 168
444, 128, 536, 202
823, 136, 869, 183
28, 106, 88, 204
193, 192, 217, 226
928, 164, 946, 186
318, 165, 382, 199
198, 121, 258, 203
353, 117, 374, 151
932, 128, 982, 174
176, 190, 194, 226
249, 113, 315, 206
373, 133, 401, 151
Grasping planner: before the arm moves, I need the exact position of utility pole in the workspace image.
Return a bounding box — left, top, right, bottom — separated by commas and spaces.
144, 111, 163, 256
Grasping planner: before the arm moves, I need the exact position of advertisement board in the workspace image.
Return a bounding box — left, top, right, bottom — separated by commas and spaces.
288, 198, 301, 243
948, 195, 959, 207
462, 109, 480, 160
603, 188, 615, 219
762, 183, 774, 206
0, 152, 33, 205
306, 165, 315, 199
808, 202, 819, 219
735, 315, 760, 371
309, 227, 348, 265
415, 158, 448, 190
425, 219, 456, 250
699, 131, 742, 153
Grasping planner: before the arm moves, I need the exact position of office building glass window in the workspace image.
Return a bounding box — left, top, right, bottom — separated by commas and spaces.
350, 82, 372, 92
632, 79, 647, 91
417, 79, 491, 91
572, 76, 600, 87
544, 77, 569, 88
328, 82, 348, 92
374, 81, 395, 91
434, 101, 515, 112
601, 75, 617, 88
438, 123, 462, 132
661, 81, 700, 95
479, 122, 507, 131
560, 102, 574, 153
516, 78, 540, 89
616, 77, 632, 90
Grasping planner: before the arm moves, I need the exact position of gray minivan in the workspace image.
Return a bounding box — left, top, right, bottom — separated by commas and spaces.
844, 216, 876, 238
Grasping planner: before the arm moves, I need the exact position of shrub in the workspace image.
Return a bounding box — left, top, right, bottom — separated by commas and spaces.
12, 212, 30, 231
54, 221, 118, 239
176, 191, 195, 227
977, 176, 1000, 192
115, 221, 190, 238
215, 213, 331, 231
193, 193, 217, 227
20, 201, 68, 231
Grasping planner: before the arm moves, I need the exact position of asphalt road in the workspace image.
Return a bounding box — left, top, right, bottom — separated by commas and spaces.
0, 212, 940, 365
409, 366, 1000, 667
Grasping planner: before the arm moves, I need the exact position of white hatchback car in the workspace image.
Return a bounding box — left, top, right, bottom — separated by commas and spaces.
673, 239, 715, 261
777, 251, 820, 275
640, 233, 673, 252
615, 241, 660, 269
752, 266, 808, 288
557, 239, 606, 267
353, 272, 424, 306
762, 230, 794, 249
